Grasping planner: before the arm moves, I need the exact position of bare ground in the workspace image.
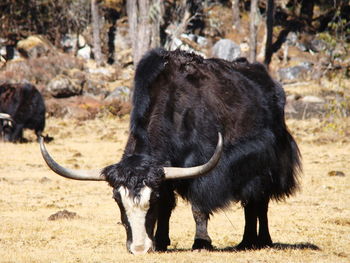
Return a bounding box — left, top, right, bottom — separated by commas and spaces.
0, 116, 349, 263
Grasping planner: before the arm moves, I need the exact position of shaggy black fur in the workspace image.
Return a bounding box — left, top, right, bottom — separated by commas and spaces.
103, 48, 301, 251
0, 83, 47, 142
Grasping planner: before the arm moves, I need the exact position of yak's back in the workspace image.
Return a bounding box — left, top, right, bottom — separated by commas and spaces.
130, 48, 287, 152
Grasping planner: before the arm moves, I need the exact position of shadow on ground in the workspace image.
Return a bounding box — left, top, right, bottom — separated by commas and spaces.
166, 242, 320, 253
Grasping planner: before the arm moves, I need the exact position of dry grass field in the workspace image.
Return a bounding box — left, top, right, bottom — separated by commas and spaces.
1, 115, 349, 263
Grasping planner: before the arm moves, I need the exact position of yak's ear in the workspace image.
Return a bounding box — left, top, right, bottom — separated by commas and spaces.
101, 164, 122, 188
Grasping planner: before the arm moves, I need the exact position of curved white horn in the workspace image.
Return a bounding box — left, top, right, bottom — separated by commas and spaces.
39, 136, 105, 181
0, 113, 13, 121
163, 132, 223, 180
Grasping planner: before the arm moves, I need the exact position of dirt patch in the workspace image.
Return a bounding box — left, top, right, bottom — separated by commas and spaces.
327, 170, 346, 177
48, 210, 79, 221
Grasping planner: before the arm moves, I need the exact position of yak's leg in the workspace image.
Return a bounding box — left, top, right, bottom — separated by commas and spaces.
237, 199, 273, 250
257, 199, 273, 248
191, 205, 213, 250
154, 183, 176, 251
38, 130, 54, 143
10, 124, 23, 142
236, 201, 258, 250
35, 129, 43, 140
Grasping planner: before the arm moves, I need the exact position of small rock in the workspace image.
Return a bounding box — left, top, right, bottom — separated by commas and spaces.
299, 61, 314, 70
310, 38, 327, 52
105, 86, 130, 103
39, 177, 51, 184
286, 94, 302, 101
77, 45, 92, 60
73, 152, 83, 157
86, 66, 118, 82
166, 37, 205, 57
181, 33, 209, 47
47, 75, 82, 98
278, 62, 314, 83
301, 96, 325, 104
17, 35, 53, 58
84, 78, 108, 96
114, 29, 132, 51
196, 36, 209, 47
212, 39, 241, 61
48, 210, 78, 221
328, 171, 345, 177
284, 93, 326, 119
61, 34, 87, 54
296, 42, 308, 52
285, 32, 298, 46
87, 67, 114, 77
0, 45, 20, 61
278, 66, 305, 82
104, 100, 131, 117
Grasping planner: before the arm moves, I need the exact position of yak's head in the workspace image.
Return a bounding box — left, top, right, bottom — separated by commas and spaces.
0, 113, 14, 141
39, 133, 223, 255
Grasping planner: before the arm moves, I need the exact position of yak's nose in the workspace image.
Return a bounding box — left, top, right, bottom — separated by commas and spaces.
130, 244, 153, 255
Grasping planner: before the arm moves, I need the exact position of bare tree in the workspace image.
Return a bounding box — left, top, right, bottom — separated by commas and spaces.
264, 0, 275, 66
300, 0, 315, 27
164, 0, 191, 50
0, 0, 90, 47
91, 0, 103, 66
149, 0, 163, 47
127, 0, 162, 66
232, 0, 240, 32
249, 0, 258, 62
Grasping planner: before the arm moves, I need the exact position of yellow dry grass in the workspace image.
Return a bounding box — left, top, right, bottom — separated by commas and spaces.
1, 116, 349, 263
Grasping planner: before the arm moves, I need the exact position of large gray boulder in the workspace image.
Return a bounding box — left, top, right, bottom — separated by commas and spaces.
61, 34, 91, 60
17, 35, 53, 58
278, 62, 314, 83
212, 39, 241, 61
105, 86, 131, 103
47, 75, 82, 98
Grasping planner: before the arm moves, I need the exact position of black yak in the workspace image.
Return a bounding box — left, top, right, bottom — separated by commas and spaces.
40, 48, 301, 254
0, 83, 46, 142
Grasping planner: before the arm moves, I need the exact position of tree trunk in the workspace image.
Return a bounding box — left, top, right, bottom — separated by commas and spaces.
91, 0, 103, 66
150, 0, 162, 47
249, 0, 258, 62
300, 0, 314, 26
127, 0, 162, 66
264, 0, 275, 66
231, 0, 240, 32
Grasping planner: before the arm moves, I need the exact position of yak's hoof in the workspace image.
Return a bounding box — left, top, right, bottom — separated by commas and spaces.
236, 240, 257, 250
155, 238, 170, 252
257, 239, 273, 249
236, 239, 272, 250
192, 239, 213, 251
155, 245, 168, 252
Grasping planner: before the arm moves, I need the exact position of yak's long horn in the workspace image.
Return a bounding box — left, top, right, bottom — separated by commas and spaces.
39, 136, 106, 181
163, 132, 223, 180
0, 113, 13, 121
